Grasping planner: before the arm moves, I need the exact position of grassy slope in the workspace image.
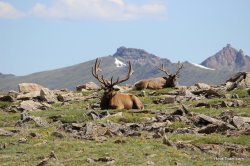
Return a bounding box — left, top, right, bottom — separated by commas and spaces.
0, 88, 250, 165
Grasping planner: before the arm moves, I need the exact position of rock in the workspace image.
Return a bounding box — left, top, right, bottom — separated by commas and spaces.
154, 96, 176, 104
171, 105, 189, 116
17, 91, 40, 100
192, 89, 221, 98
8, 90, 19, 98
57, 92, 86, 102
87, 157, 115, 164
16, 112, 49, 127
0, 95, 15, 102
0, 128, 15, 136
196, 114, 236, 130
221, 100, 244, 108
51, 132, 64, 138
225, 72, 250, 90
76, 82, 99, 91
232, 116, 248, 129
195, 83, 211, 90
19, 100, 48, 111
40, 88, 58, 104
17, 138, 28, 143
173, 128, 197, 134
18, 83, 45, 93
198, 124, 219, 134
248, 88, 250, 95
163, 135, 176, 148
195, 102, 211, 108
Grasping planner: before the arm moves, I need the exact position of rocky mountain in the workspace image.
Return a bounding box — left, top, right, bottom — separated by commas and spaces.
201, 44, 250, 71
0, 46, 243, 92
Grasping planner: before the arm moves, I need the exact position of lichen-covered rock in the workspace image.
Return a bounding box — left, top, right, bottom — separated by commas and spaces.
18, 83, 45, 93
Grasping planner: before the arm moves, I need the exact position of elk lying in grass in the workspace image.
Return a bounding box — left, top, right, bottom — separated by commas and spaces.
92, 58, 144, 110
134, 62, 184, 90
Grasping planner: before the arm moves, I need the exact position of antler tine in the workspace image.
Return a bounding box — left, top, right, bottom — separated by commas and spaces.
175, 61, 184, 76
91, 58, 109, 87
112, 61, 133, 86
158, 64, 171, 76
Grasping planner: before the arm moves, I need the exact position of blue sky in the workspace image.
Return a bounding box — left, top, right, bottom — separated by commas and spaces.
0, 0, 250, 76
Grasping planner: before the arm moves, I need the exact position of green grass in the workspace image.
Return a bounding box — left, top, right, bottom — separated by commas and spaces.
1, 88, 250, 165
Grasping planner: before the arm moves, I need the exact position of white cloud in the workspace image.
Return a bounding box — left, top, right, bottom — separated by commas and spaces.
0, 1, 24, 19
30, 0, 166, 20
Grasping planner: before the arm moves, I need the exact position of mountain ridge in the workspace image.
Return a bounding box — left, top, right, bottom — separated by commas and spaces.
0, 45, 249, 92
201, 44, 250, 71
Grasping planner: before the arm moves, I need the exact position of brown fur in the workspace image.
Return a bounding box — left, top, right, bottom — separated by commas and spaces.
92, 58, 144, 110
134, 76, 177, 90
101, 91, 143, 110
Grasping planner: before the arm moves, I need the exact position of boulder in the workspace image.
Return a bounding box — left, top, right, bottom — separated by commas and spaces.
0, 128, 15, 136
225, 72, 250, 90
195, 83, 211, 90
18, 83, 45, 93
76, 82, 99, 91
57, 92, 86, 102
0, 95, 15, 102
19, 100, 48, 111
40, 88, 58, 104
17, 91, 40, 100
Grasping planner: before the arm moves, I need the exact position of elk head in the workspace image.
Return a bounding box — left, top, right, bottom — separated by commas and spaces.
92, 58, 143, 110
158, 61, 184, 88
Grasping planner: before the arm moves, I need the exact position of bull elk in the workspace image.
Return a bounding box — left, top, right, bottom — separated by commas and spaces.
92, 58, 144, 110
134, 62, 184, 90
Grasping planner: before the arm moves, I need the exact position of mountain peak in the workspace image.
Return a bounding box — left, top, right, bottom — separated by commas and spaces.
201, 44, 250, 71
113, 46, 158, 59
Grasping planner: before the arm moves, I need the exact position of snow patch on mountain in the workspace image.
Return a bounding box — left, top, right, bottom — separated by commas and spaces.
191, 63, 215, 70
115, 58, 126, 68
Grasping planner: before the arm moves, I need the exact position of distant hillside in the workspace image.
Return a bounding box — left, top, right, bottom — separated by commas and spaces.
201, 44, 250, 71
0, 46, 242, 92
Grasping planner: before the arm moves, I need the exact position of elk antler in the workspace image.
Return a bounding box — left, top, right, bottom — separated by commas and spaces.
92, 58, 133, 88
158, 64, 171, 76
175, 61, 184, 77
92, 58, 109, 87
159, 62, 184, 77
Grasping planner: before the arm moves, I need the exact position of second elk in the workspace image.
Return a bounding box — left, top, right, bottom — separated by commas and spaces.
92, 58, 144, 110
134, 62, 184, 90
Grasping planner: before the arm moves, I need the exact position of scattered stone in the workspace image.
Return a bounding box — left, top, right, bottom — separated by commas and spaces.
18, 138, 28, 143
87, 157, 115, 164
114, 139, 127, 144
57, 92, 86, 102
225, 72, 250, 90
221, 100, 244, 108
232, 116, 248, 129
0, 128, 15, 136
18, 83, 45, 93
192, 89, 221, 98
51, 132, 64, 138
16, 111, 49, 127
0, 95, 15, 102
76, 82, 99, 91
198, 124, 219, 134
153, 96, 176, 104
163, 135, 176, 148
40, 88, 58, 104
195, 83, 211, 90
19, 100, 47, 111
146, 161, 155, 165
195, 102, 211, 108
30, 132, 41, 138
37, 151, 58, 166
17, 91, 40, 100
